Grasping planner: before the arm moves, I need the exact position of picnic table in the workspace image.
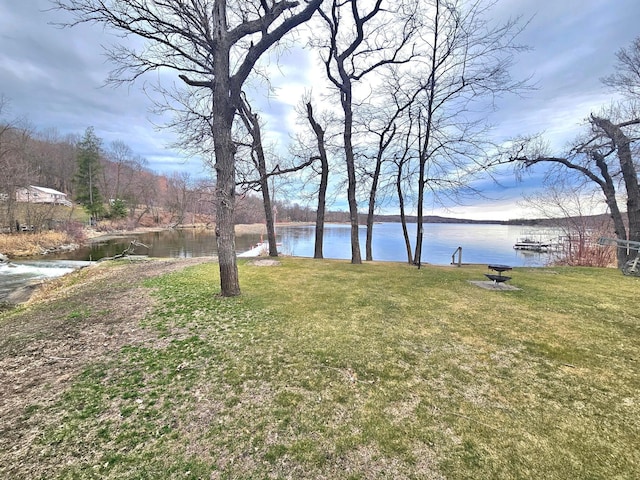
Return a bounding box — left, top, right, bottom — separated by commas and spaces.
485, 264, 512, 284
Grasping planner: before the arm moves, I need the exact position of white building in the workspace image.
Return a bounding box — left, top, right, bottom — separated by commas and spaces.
15, 186, 72, 207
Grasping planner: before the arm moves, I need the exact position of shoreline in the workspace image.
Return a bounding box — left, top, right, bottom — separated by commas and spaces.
0, 223, 273, 259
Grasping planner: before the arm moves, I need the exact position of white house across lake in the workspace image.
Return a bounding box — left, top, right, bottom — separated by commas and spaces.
15, 186, 72, 207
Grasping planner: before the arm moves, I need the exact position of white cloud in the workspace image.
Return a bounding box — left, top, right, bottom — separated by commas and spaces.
1, 0, 638, 218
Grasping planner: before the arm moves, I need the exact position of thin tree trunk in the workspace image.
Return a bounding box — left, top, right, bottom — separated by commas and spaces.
238, 97, 278, 257
414, 164, 425, 268
262, 183, 278, 257
414, 0, 440, 268
306, 102, 329, 259
365, 153, 382, 261
396, 160, 413, 264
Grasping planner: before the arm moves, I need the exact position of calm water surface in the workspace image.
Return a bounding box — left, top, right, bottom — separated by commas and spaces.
52, 223, 554, 266
1, 223, 557, 302
278, 223, 553, 266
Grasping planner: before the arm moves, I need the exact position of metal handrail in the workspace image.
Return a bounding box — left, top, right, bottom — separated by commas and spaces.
597, 237, 640, 251
451, 246, 462, 267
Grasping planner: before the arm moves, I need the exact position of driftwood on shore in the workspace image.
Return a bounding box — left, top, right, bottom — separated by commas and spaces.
97, 240, 150, 262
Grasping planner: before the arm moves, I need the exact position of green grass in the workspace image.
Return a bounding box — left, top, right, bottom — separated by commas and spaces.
2, 259, 639, 479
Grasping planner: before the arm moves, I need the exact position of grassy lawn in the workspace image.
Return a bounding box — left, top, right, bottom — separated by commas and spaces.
1, 258, 638, 479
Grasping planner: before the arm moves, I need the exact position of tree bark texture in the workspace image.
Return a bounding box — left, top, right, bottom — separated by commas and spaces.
592, 116, 640, 248
340, 82, 362, 264
211, 4, 240, 296
306, 102, 329, 259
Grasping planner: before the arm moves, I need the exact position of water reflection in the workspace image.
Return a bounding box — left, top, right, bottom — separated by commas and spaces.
51, 223, 557, 266
47, 229, 263, 262
279, 223, 554, 267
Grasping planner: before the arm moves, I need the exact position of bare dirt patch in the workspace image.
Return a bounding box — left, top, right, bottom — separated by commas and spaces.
248, 259, 281, 267
468, 280, 521, 290
0, 257, 214, 467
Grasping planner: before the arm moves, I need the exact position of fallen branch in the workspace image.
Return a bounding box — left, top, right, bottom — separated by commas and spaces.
97, 240, 149, 262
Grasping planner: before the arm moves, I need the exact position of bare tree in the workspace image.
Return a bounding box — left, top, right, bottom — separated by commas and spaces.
236, 94, 279, 256
602, 36, 640, 98
304, 100, 330, 258
510, 112, 640, 268
506, 36, 640, 269
0, 98, 33, 232
393, 110, 418, 264
52, 0, 323, 296
236, 93, 315, 255
360, 72, 414, 261
315, 0, 418, 264
521, 179, 615, 267
26, 129, 77, 195
103, 140, 132, 202
133, 170, 163, 225
166, 171, 194, 226
404, 0, 528, 267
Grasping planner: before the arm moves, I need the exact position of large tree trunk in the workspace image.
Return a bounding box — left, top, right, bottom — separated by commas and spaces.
593, 116, 640, 252
593, 151, 630, 268
342, 84, 362, 264
212, 31, 240, 297
213, 120, 240, 296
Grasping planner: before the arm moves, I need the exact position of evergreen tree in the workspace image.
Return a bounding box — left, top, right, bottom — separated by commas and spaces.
109, 198, 127, 218
74, 127, 103, 219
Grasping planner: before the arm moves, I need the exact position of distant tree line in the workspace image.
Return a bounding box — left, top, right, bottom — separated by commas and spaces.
0, 110, 337, 232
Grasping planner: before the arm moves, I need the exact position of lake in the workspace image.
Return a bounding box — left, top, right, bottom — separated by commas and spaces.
42, 222, 556, 266
278, 223, 554, 266
1, 223, 559, 303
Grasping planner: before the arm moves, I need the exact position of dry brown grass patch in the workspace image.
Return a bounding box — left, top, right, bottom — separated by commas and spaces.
0, 231, 76, 257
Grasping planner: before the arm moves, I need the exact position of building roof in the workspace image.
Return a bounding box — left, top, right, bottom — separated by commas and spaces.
28, 185, 67, 196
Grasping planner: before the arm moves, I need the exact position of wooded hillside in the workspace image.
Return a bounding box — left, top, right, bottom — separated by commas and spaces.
0, 122, 334, 232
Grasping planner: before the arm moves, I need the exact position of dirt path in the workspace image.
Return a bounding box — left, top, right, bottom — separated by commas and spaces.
0, 257, 214, 472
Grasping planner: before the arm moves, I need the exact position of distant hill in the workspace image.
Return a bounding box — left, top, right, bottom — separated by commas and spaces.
371, 212, 615, 227
372, 214, 505, 225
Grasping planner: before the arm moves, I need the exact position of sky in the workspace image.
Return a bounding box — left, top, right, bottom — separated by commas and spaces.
1, 0, 639, 221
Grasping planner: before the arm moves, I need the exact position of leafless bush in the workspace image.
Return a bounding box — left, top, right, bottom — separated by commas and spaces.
550, 228, 616, 267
